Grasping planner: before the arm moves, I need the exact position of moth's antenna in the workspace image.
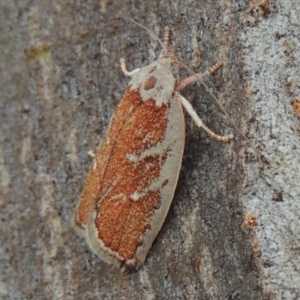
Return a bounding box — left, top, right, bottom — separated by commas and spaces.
124, 16, 165, 50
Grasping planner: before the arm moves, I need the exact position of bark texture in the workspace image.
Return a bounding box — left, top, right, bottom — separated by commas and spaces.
1, 0, 298, 299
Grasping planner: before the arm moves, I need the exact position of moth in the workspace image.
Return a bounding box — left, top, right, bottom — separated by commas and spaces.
74, 24, 233, 272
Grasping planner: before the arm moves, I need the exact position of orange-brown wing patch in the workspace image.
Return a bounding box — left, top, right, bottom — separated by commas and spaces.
93, 90, 169, 260
75, 87, 170, 260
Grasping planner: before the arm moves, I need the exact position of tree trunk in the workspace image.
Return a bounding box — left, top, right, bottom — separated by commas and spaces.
1, 0, 298, 299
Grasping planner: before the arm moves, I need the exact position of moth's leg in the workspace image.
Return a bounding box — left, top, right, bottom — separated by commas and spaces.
175, 61, 223, 92
159, 26, 170, 58
175, 92, 233, 142
120, 58, 140, 77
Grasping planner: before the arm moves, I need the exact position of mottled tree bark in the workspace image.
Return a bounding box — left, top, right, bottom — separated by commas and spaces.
1, 0, 299, 299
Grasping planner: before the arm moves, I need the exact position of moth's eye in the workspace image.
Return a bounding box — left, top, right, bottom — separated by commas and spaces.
170, 65, 179, 76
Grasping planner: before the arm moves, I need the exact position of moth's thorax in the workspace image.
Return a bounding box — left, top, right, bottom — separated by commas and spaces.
129, 58, 177, 106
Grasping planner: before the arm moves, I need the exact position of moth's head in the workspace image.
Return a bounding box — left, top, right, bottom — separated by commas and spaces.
157, 54, 180, 78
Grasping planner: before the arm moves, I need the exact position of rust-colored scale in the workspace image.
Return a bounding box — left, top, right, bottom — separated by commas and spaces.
293, 99, 300, 116
76, 88, 169, 260
144, 76, 157, 90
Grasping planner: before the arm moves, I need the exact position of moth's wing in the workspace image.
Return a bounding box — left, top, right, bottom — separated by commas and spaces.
86, 91, 185, 270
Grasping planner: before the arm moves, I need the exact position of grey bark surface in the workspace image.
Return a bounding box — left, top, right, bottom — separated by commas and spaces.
1, 0, 298, 299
